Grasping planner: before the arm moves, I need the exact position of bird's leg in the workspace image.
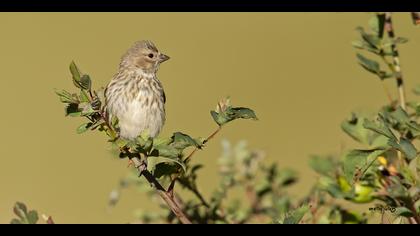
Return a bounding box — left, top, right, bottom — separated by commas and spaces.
121, 146, 148, 175
137, 162, 147, 177
120, 146, 137, 168
127, 158, 135, 168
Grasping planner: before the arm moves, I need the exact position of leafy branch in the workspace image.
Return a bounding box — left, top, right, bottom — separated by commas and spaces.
316, 12, 420, 223
56, 62, 257, 224
10, 202, 54, 224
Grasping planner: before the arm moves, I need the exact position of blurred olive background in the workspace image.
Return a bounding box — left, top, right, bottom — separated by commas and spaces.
0, 13, 419, 223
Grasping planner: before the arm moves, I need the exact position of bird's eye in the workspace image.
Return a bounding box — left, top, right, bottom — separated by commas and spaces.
148, 53, 154, 58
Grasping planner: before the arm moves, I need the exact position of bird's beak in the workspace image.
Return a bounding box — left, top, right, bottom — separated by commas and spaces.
158, 53, 170, 63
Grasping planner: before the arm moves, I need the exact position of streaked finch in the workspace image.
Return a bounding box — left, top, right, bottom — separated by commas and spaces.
105, 40, 169, 140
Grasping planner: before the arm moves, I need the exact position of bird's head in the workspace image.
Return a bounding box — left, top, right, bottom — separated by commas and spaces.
120, 40, 170, 73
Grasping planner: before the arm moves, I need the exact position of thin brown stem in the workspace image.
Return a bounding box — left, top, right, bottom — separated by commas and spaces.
185, 126, 222, 162
131, 157, 192, 224
204, 126, 222, 144
191, 189, 210, 208
384, 12, 407, 111
381, 82, 394, 106
169, 126, 223, 208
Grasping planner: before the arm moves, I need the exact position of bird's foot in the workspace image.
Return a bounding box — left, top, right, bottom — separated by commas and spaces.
137, 161, 148, 177
127, 159, 135, 168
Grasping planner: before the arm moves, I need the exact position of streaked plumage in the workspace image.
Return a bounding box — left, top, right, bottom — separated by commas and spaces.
105, 40, 170, 140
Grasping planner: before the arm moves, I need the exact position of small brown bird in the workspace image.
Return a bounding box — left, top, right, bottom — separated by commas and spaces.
105, 40, 170, 140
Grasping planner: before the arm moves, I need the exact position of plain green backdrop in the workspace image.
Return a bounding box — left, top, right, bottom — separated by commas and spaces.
0, 13, 419, 223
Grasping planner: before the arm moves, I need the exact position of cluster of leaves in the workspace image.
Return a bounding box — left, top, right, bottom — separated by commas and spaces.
110, 140, 310, 224
211, 97, 257, 126
112, 140, 375, 224
55, 62, 105, 134
10, 202, 53, 224
309, 102, 420, 223
305, 13, 420, 224
352, 14, 408, 81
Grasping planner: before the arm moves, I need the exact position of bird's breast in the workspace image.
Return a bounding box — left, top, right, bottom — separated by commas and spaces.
107, 76, 166, 139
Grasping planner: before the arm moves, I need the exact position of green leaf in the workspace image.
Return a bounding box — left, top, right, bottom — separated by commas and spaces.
317, 176, 344, 198
351, 184, 374, 203
147, 156, 186, 175
210, 110, 227, 126
394, 207, 414, 217
343, 149, 384, 183
70, 61, 82, 88
356, 53, 380, 74
115, 138, 129, 149
11, 202, 39, 224
283, 204, 310, 224
78, 102, 96, 116
79, 90, 90, 103
341, 113, 376, 145
80, 74, 92, 91
230, 107, 258, 120
390, 106, 410, 124
135, 131, 153, 152
277, 169, 297, 187
382, 38, 409, 50
338, 176, 352, 193
309, 155, 335, 176
76, 122, 92, 134
387, 178, 410, 199
351, 40, 364, 49
152, 144, 181, 159
388, 138, 417, 160
394, 37, 409, 44
363, 116, 397, 140
136, 131, 150, 146
408, 102, 420, 116
171, 132, 202, 149
356, 27, 381, 49
26, 210, 39, 224
351, 40, 380, 54
380, 72, 394, 79
152, 163, 180, 178
370, 135, 389, 149
152, 137, 173, 147
13, 202, 27, 220
65, 103, 81, 117
355, 53, 391, 80
10, 219, 22, 224
210, 99, 257, 126
384, 106, 420, 137
369, 14, 385, 38
211, 107, 258, 126
55, 90, 78, 104
407, 157, 420, 183
190, 164, 204, 174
